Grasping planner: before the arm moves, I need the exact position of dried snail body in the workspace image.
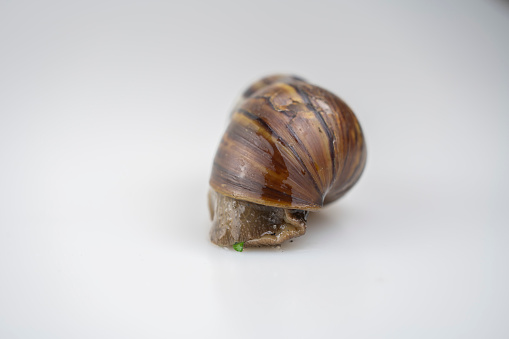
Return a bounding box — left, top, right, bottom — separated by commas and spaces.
208, 75, 366, 247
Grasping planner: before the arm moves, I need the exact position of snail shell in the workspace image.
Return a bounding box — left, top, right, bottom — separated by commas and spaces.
209, 75, 366, 247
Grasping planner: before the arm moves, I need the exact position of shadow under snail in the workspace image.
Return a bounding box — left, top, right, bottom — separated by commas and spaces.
208, 75, 366, 249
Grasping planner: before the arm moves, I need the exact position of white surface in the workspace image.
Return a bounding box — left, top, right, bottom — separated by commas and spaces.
1, 0, 509, 338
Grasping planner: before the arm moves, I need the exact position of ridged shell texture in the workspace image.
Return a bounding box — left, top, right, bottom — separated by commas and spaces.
210, 75, 366, 210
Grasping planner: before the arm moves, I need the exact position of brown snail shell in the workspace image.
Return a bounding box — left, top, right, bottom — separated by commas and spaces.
208, 75, 366, 247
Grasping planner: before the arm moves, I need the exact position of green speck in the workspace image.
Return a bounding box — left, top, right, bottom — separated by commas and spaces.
233, 242, 244, 252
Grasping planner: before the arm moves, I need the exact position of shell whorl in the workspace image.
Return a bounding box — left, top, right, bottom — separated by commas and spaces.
210, 75, 366, 211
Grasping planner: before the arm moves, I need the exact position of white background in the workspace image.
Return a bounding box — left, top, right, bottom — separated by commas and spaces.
1, 0, 508, 338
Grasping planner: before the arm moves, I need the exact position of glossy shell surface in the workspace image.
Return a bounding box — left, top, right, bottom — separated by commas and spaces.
210, 75, 366, 211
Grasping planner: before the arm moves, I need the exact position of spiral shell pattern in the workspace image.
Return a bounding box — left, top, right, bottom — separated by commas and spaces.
210, 75, 366, 211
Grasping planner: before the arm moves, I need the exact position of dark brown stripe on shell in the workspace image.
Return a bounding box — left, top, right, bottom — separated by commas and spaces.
211, 161, 314, 207
236, 108, 322, 197
290, 84, 337, 187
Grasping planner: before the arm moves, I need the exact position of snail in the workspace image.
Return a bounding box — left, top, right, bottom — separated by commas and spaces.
208, 75, 366, 248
